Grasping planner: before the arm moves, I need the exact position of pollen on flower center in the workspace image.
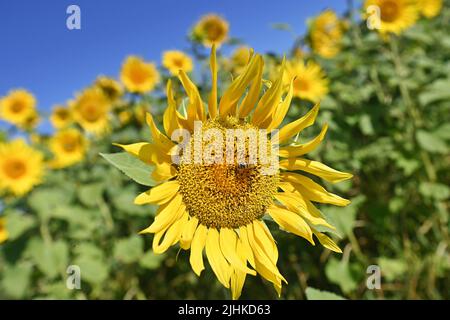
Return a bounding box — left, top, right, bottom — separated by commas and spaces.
10, 102, 25, 113
380, 1, 400, 22
3, 159, 27, 179
176, 117, 279, 229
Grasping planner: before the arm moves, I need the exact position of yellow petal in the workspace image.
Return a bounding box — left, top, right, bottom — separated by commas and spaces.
219, 228, 256, 275
278, 103, 320, 144
313, 229, 342, 253
163, 80, 182, 137
139, 194, 184, 234
230, 241, 248, 300
205, 228, 231, 288
280, 158, 353, 183
208, 44, 218, 118
219, 54, 262, 117
146, 113, 174, 152
282, 172, 351, 206
252, 58, 285, 127
113, 142, 153, 164
252, 220, 278, 264
190, 224, 208, 276
152, 212, 187, 254
238, 55, 263, 118
151, 162, 177, 182
134, 180, 180, 205
266, 76, 295, 131
238, 226, 256, 269
180, 216, 199, 250
278, 123, 328, 158
178, 70, 205, 123
267, 205, 315, 244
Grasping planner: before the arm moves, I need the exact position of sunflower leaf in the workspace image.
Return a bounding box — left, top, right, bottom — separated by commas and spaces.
100, 152, 156, 186
305, 287, 346, 300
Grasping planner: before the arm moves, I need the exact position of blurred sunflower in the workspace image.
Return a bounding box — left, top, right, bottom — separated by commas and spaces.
72, 87, 111, 135
365, 0, 419, 35
116, 46, 351, 299
193, 14, 229, 47
50, 105, 73, 129
0, 89, 37, 127
162, 50, 194, 75
229, 46, 251, 74
309, 10, 344, 58
284, 60, 329, 102
94, 76, 124, 103
0, 139, 44, 196
0, 217, 8, 244
120, 56, 160, 94
49, 128, 88, 169
118, 110, 133, 125
417, 0, 442, 18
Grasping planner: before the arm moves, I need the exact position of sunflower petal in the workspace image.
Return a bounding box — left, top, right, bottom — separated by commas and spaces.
134, 180, 180, 205
220, 228, 256, 275
313, 229, 342, 253
278, 123, 328, 158
163, 80, 182, 137
282, 172, 351, 206
280, 158, 353, 183
208, 44, 218, 118
278, 103, 320, 143
230, 241, 248, 300
152, 212, 187, 254
139, 194, 184, 234
238, 55, 263, 118
178, 70, 205, 123
180, 216, 199, 250
206, 228, 231, 288
266, 76, 295, 131
267, 205, 314, 244
190, 224, 208, 276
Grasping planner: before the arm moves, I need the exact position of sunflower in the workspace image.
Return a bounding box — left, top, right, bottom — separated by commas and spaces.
48, 128, 87, 168
0, 89, 37, 127
417, 0, 442, 18
229, 46, 251, 74
0, 217, 8, 244
364, 0, 419, 35
162, 50, 194, 75
94, 76, 124, 103
193, 14, 229, 47
120, 56, 160, 94
0, 139, 44, 196
116, 46, 352, 299
50, 105, 73, 129
72, 87, 111, 135
309, 10, 344, 59
284, 60, 329, 103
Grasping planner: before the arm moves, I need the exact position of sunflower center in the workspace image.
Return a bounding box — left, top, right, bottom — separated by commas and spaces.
205, 22, 223, 41
177, 117, 279, 229
61, 137, 78, 152
3, 159, 27, 179
10, 101, 25, 114
380, 1, 400, 22
81, 104, 101, 122
294, 77, 310, 92
130, 68, 149, 85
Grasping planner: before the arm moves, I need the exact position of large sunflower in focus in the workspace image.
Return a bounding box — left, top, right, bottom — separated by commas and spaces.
0, 139, 44, 196
116, 46, 352, 299
72, 87, 111, 135
365, 0, 419, 35
0, 89, 37, 127
49, 128, 88, 168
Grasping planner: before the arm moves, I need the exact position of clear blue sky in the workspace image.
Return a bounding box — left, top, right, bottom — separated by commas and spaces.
0, 0, 347, 132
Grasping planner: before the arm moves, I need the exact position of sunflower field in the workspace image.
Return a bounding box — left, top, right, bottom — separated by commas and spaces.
0, 0, 449, 300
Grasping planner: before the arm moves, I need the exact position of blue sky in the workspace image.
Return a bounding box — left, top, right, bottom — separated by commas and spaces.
0, 0, 347, 132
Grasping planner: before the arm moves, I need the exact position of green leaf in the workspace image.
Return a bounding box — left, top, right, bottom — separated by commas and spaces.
74, 256, 109, 285
416, 130, 448, 154
418, 79, 450, 106
305, 287, 346, 300
378, 257, 407, 282
1, 263, 33, 298
114, 236, 144, 264
100, 152, 156, 186
140, 252, 165, 270
28, 188, 71, 219
325, 258, 358, 294
5, 213, 35, 240
78, 183, 104, 207
419, 182, 450, 201
359, 114, 375, 136
26, 238, 69, 279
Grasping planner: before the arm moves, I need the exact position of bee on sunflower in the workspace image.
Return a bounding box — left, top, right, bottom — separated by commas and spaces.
115, 46, 352, 299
